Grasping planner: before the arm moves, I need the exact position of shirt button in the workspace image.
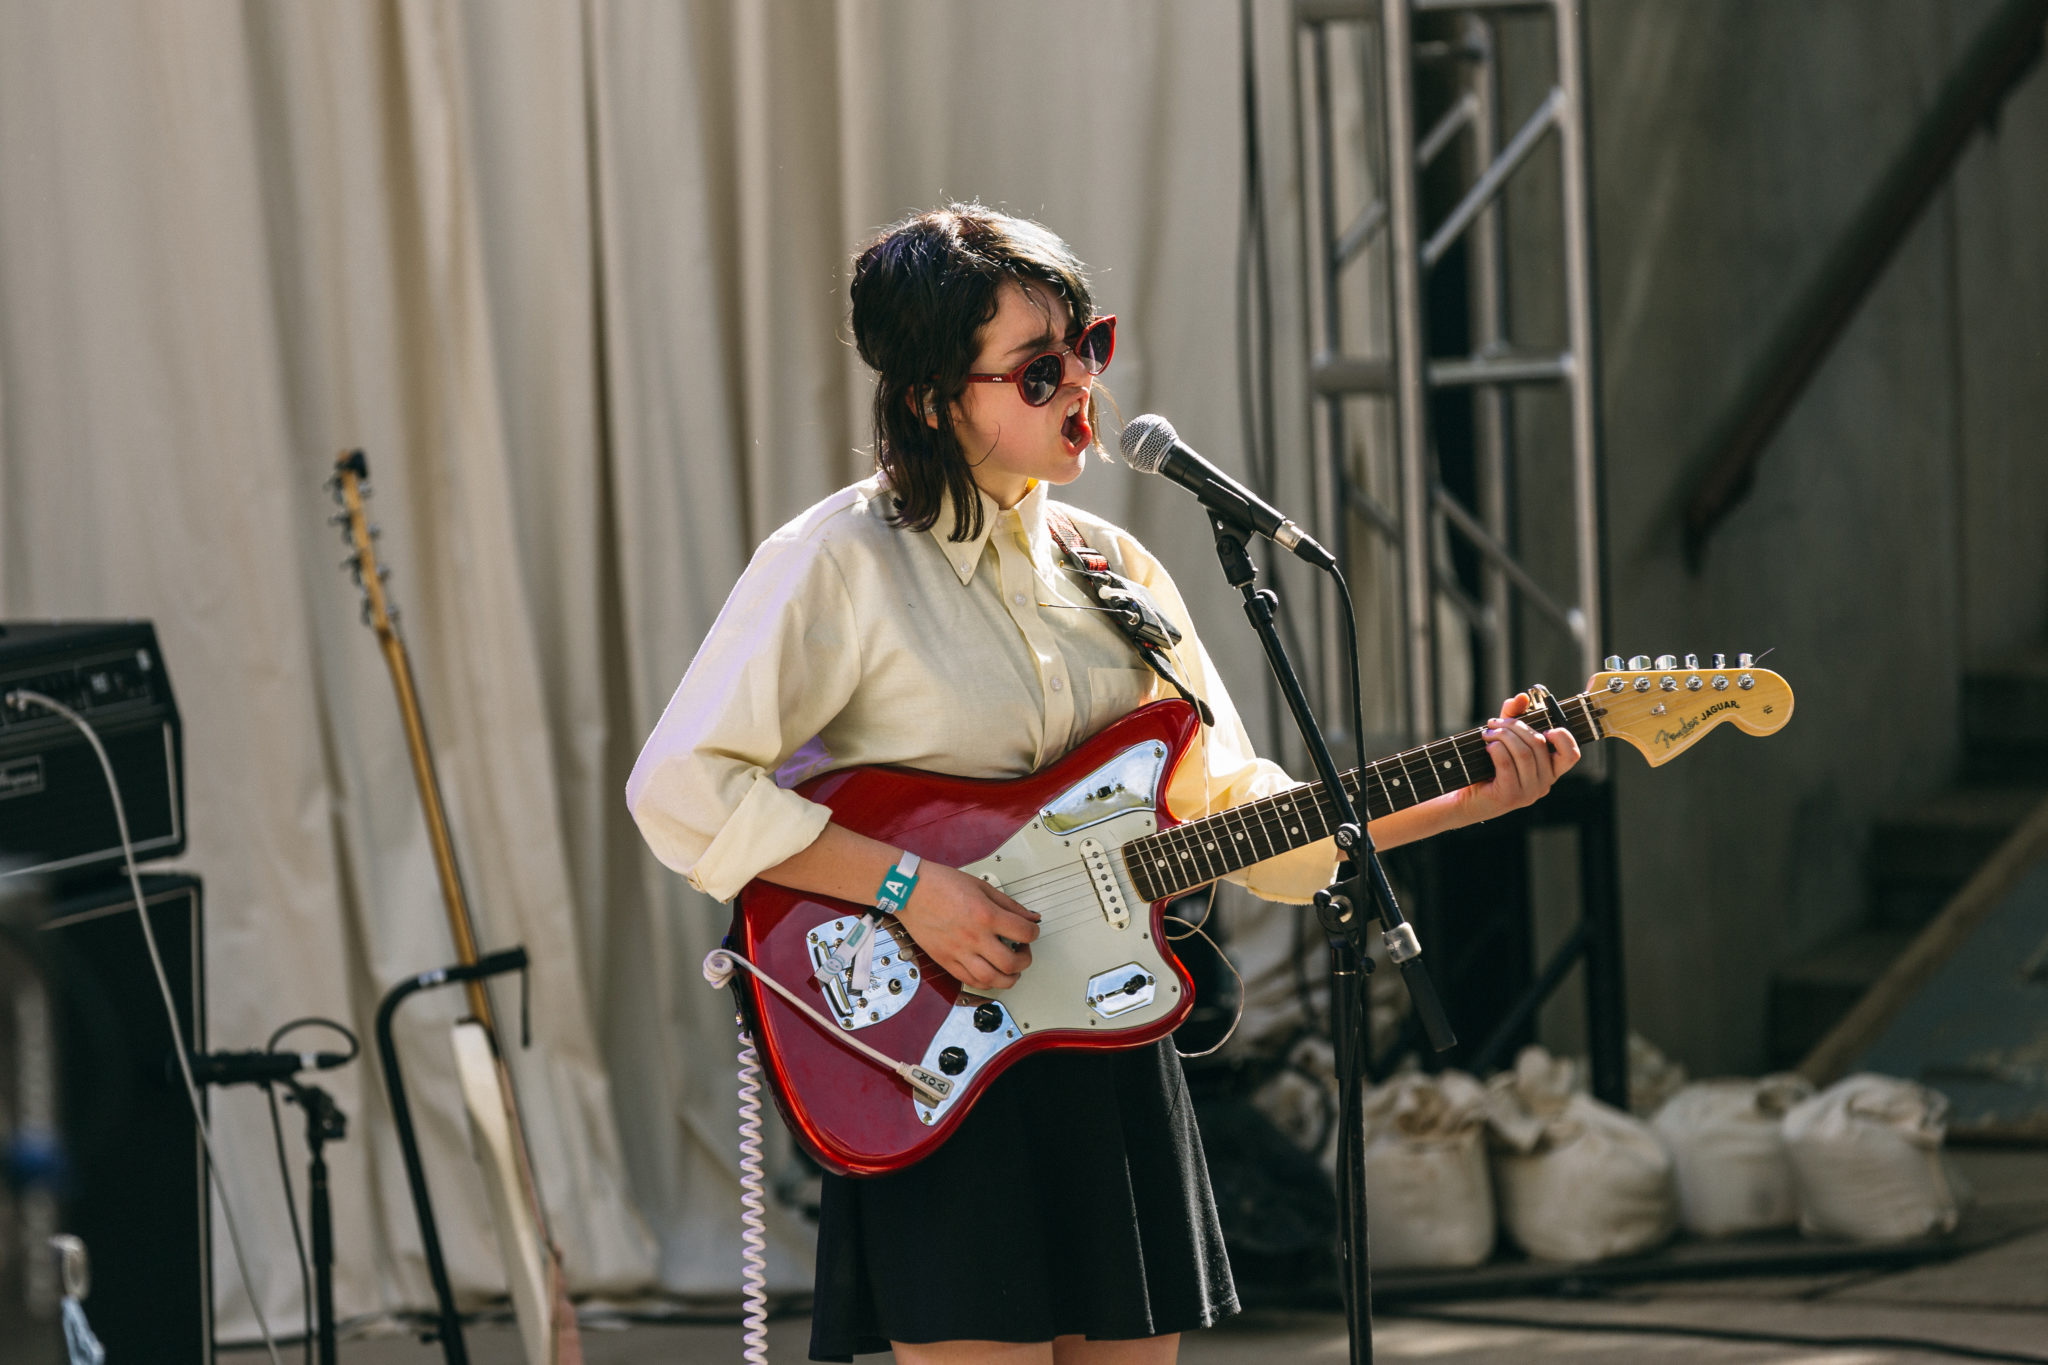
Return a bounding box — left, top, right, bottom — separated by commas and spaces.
1013, 592, 1028, 606
1050, 675, 1064, 692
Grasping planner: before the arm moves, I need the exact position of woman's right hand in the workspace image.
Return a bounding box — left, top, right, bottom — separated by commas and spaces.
895, 863, 1040, 992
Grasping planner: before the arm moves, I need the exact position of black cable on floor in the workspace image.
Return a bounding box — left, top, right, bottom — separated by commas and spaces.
1387, 1307, 2048, 1364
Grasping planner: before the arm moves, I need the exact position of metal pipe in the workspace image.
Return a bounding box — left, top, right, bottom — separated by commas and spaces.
1553, 0, 1625, 1109
1309, 22, 1353, 727
1469, 922, 1589, 1075
1466, 12, 1516, 714
1316, 349, 1571, 392
1332, 198, 1388, 268
1422, 85, 1564, 269
1417, 91, 1477, 169
1554, 0, 1607, 756
1313, 353, 1395, 393
1346, 481, 1405, 542
1434, 487, 1581, 635
1381, 0, 1435, 743
1430, 350, 1571, 387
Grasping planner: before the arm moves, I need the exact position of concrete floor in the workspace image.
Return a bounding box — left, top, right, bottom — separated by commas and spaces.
301, 1150, 2048, 1364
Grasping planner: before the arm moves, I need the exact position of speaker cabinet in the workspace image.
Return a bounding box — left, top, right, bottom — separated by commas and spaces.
41, 872, 211, 1363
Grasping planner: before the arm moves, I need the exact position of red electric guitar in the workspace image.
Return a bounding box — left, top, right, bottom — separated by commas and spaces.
729, 657, 1794, 1177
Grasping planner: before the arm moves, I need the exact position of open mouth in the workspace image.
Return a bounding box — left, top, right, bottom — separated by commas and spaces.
1060, 403, 1092, 454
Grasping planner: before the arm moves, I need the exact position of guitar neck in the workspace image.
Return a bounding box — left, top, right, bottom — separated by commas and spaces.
1123, 692, 1606, 903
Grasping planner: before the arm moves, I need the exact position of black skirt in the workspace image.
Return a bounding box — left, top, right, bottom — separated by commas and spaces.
807, 1037, 1238, 1361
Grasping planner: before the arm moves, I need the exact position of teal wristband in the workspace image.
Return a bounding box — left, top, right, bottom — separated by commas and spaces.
876, 851, 922, 917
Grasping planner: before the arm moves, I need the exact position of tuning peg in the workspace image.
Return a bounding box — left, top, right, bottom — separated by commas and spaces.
1603, 655, 1622, 670
341, 553, 361, 573
1627, 655, 1650, 670
1737, 653, 1754, 668
376, 566, 391, 582
1653, 654, 1677, 670
368, 523, 382, 539
360, 600, 374, 627
1683, 654, 1699, 670
1711, 653, 1728, 668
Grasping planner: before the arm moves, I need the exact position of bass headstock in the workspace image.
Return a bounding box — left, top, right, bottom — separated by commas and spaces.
1585, 652, 1794, 767
326, 449, 400, 642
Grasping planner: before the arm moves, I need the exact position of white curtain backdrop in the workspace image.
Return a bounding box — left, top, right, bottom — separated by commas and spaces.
0, 0, 1327, 1336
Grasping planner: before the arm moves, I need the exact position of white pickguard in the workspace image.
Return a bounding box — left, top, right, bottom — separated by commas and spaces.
958, 806, 1180, 1033
906, 739, 1185, 1126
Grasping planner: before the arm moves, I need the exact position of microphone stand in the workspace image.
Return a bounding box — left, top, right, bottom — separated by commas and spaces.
374, 947, 531, 1365
281, 1079, 346, 1365
1205, 514, 1456, 1365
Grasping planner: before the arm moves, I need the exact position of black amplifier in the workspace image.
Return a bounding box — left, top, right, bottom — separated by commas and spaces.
0, 622, 185, 885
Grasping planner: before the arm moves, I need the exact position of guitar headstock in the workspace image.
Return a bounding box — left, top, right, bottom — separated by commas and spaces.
1584, 652, 1793, 767
326, 449, 400, 642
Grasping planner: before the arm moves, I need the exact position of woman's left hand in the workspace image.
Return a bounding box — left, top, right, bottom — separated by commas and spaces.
1455, 692, 1581, 824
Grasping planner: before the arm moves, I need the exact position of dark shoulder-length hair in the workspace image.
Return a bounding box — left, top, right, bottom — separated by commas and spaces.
849, 204, 1101, 543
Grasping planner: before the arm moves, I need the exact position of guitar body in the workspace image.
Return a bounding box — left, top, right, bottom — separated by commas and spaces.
732, 700, 1205, 1177
727, 654, 1797, 1179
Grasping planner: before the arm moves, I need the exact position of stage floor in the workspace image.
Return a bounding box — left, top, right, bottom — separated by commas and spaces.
308, 1148, 2048, 1364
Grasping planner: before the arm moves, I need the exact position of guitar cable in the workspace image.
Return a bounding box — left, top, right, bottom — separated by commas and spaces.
732, 1024, 771, 1365
4, 688, 287, 1365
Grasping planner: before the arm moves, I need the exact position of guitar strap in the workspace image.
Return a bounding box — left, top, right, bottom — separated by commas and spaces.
1044, 509, 1215, 727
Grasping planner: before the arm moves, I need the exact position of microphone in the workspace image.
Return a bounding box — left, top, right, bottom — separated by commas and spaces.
184, 1048, 352, 1088
1118, 415, 1336, 569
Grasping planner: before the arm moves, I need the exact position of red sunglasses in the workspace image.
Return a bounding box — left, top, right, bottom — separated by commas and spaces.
963, 315, 1116, 407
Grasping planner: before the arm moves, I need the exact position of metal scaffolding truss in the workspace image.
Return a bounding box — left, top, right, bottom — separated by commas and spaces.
1296, 0, 1606, 746
1292, 0, 1629, 1106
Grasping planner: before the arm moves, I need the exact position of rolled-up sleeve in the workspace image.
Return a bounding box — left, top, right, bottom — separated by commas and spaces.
1110, 533, 1340, 905
625, 532, 861, 902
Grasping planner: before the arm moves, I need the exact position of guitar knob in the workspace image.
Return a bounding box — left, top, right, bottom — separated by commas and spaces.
1654, 654, 1678, 670
938, 1046, 969, 1076
1711, 654, 1728, 669
1683, 654, 1699, 670
1627, 655, 1650, 670
1603, 655, 1623, 671
1737, 652, 1755, 668
973, 1002, 1003, 1033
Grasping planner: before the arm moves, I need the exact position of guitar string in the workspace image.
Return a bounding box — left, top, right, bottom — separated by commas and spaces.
841, 697, 1608, 981
927, 697, 1598, 905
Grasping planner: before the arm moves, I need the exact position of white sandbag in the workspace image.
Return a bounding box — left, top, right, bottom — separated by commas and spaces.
1362, 1071, 1495, 1269
1627, 1032, 1691, 1118
1486, 1047, 1677, 1262
1652, 1074, 1812, 1237
1782, 1073, 1962, 1242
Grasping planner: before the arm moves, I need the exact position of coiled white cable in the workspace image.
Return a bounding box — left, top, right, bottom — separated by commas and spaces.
733, 1026, 771, 1365
5, 689, 284, 1365
701, 948, 946, 1104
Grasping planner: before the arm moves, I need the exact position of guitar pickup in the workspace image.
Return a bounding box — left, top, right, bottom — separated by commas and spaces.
1079, 838, 1130, 929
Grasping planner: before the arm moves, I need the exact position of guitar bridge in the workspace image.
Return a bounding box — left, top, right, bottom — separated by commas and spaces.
806, 917, 919, 1031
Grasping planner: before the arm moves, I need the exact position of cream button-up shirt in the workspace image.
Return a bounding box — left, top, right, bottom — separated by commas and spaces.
626, 475, 1337, 904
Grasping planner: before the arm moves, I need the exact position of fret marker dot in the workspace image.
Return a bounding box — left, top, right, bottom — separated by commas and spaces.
1442, 760, 1452, 769
1392, 778, 1402, 787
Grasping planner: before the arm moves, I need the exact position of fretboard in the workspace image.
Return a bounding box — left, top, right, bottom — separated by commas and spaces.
1122, 691, 1606, 903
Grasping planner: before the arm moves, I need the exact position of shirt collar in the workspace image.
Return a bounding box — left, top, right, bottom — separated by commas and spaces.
928, 479, 1050, 586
